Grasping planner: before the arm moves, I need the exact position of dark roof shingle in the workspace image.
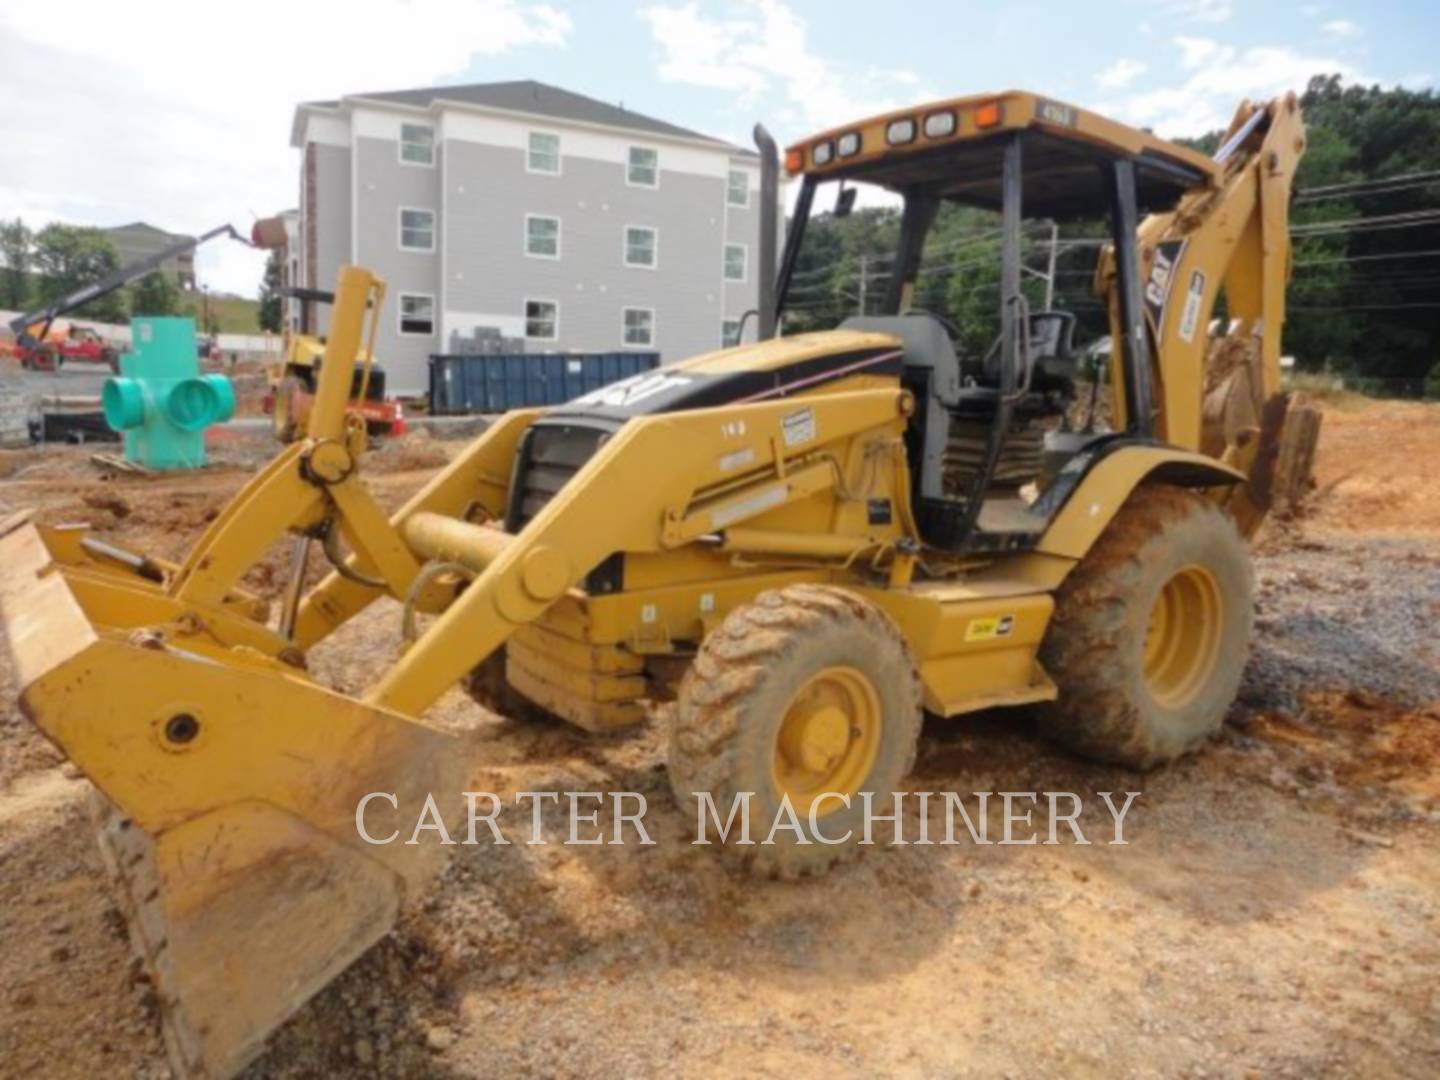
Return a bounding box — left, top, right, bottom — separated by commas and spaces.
310, 79, 750, 154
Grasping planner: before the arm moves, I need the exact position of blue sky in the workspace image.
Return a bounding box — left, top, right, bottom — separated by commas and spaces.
1, 0, 1433, 296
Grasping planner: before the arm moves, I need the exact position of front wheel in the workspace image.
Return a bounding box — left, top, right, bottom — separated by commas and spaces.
1036, 484, 1253, 768
669, 585, 922, 879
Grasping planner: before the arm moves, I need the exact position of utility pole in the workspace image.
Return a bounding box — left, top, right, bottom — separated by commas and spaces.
857, 254, 868, 315
1044, 220, 1058, 310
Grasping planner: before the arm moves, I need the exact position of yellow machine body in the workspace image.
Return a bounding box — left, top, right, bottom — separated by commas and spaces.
1, 88, 1312, 1079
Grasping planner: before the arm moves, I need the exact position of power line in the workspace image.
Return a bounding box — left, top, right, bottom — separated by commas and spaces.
1295, 170, 1440, 202
1292, 209, 1440, 237
1293, 248, 1440, 267
1290, 302, 1440, 312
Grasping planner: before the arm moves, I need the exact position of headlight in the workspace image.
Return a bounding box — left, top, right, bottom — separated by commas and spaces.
837, 131, 861, 157
923, 111, 957, 138
812, 140, 834, 166
885, 117, 917, 145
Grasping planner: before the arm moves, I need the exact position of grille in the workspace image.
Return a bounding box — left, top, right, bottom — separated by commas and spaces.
508, 423, 609, 530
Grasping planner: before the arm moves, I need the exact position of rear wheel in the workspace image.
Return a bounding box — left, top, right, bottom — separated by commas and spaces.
1036, 484, 1253, 768
669, 584, 922, 879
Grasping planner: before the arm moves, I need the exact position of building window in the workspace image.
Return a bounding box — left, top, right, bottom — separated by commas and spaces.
722, 318, 742, 347
399, 208, 435, 251
398, 293, 435, 336
525, 299, 558, 340
623, 307, 655, 347
528, 131, 560, 174
525, 214, 560, 259
727, 169, 749, 207
628, 146, 659, 187
625, 226, 658, 268
723, 242, 747, 282
400, 123, 435, 166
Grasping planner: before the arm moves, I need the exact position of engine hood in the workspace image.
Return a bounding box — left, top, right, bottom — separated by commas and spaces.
546, 329, 903, 422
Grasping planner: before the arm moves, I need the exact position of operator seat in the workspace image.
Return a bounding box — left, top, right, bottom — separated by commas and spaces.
948, 309, 1080, 420
841, 314, 962, 503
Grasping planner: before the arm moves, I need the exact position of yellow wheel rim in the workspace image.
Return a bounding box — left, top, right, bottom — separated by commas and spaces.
1143, 564, 1223, 708
772, 665, 882, 817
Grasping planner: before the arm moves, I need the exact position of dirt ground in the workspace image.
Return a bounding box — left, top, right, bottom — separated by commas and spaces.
1, 400, 1438, 1078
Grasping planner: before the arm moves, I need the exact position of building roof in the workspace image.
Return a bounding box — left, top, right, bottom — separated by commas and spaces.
104, 222, 189, 240
301, 79, 753, 155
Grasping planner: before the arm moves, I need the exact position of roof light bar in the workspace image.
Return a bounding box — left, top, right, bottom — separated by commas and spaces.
885, 117, 916, 145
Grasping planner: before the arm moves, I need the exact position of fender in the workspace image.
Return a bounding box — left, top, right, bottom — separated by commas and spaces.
1034, 442, 1245, 562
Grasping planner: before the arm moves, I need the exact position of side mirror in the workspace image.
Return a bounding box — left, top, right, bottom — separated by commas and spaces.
834, 185, 857, 218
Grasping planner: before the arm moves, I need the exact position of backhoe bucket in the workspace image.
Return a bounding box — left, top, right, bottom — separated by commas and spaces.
0, 521, 467, 1079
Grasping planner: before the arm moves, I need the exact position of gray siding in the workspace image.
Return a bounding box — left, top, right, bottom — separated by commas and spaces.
300, 117, 769, 394
444, 141, 757, 365
353, 136, 442, 391
721, 180, 761, 346
310, 144, 351, 335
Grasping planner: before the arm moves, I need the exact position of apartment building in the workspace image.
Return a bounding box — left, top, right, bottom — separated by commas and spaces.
103, 223, 197, 288
290, 80, 772, 393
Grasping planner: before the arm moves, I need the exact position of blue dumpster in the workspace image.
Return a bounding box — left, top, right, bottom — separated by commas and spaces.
429, 352, 662, 414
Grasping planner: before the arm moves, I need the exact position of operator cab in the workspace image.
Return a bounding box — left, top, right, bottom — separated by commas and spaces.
770, 90, 1216, 553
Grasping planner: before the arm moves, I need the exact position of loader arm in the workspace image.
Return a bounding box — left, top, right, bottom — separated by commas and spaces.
366, 385, 912, 716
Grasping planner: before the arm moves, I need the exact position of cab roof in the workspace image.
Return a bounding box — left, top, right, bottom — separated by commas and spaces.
786, 89, 1221, 221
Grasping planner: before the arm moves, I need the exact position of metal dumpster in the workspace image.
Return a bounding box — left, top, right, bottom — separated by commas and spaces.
428, 352, 662, 415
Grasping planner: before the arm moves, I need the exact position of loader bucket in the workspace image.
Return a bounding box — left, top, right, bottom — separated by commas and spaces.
0, 521, 468, 1079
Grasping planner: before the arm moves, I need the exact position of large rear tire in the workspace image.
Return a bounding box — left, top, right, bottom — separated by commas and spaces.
669, 584, 922, 879
1036, 484, 1253, 768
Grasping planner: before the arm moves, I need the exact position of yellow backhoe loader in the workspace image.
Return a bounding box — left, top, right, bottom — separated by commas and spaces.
1, 89, 1316, 1077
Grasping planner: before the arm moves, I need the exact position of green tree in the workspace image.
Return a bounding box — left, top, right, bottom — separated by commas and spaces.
1286, 75, 1440, 383
257, 249, 283, 333
32, 224, 127, 322
130, 271, 179, 316
0, 218, 31, 310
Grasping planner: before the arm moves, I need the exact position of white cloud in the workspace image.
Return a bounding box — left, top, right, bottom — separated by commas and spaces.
1164, 0, 1233, 24
1321, 18, 1361, 38
0, 1, 573, 295
1106, 37, 1360, 138
1096, 59, 1148, 90
1175, 36, 1223, 70
641, 0, 931, 135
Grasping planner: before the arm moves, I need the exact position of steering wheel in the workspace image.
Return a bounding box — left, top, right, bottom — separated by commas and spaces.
901, 307, 963, 342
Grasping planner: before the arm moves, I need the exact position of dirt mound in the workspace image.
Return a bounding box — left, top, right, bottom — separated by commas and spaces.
1303, 400, 1440, 534
365, 432, 453, 474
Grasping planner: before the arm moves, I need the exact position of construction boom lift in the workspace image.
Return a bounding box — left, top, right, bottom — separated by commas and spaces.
7, 224, 250, 370
0, 90, 1315, 1077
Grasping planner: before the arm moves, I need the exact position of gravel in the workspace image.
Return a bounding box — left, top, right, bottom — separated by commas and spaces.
1240, 532, 1440, 714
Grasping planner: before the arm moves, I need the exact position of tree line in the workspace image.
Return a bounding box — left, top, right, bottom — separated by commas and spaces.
783, 76, 1440, 392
